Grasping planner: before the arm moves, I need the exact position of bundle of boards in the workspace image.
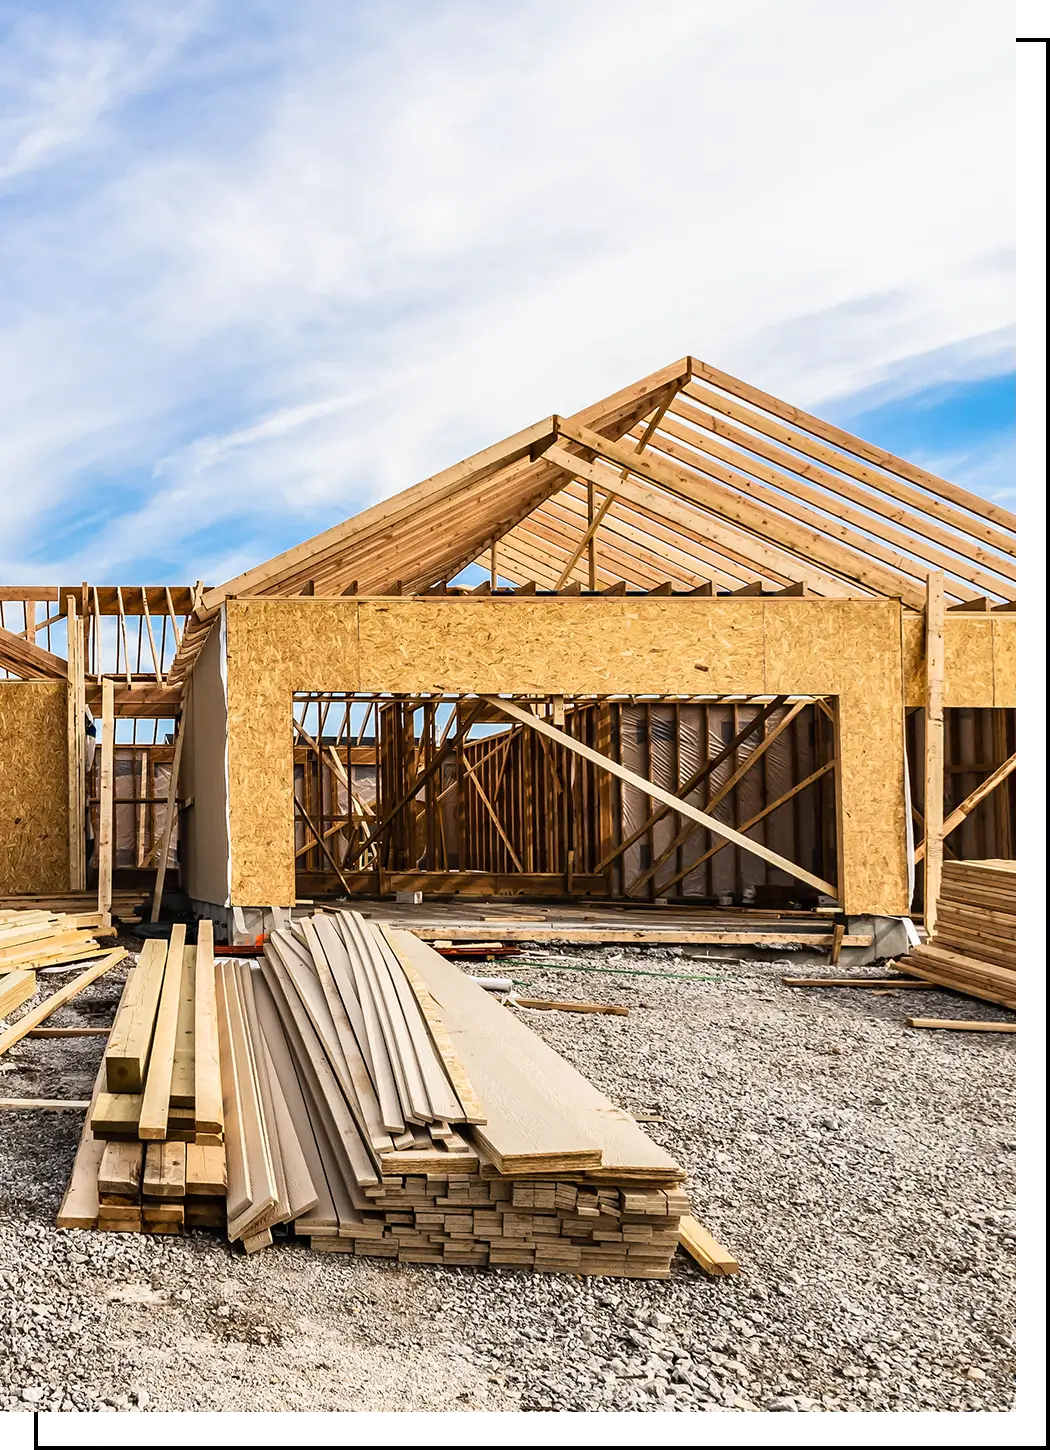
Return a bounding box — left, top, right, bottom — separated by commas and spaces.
899, 860, 1016, 1009
0, 908, 115, 972
57, 920, 228, 1235
233, 912, 689, 1275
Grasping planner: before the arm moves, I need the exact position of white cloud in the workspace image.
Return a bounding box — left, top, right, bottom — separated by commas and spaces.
0, 0, 1015, 581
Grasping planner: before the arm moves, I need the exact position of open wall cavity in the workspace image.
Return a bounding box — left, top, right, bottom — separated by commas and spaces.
291, 691, 838, 905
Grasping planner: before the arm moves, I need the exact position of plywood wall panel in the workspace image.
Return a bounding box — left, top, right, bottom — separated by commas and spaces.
0, 681, 69, 894
944, 618, 995, 708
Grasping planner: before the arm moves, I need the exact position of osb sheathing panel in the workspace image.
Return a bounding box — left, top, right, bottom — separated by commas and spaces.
900, 613, 1014, 707
992, 617, 1016, 708
763, 601, 907, 916
0, 681, 69, 894
225, 598, 916, 913
357, 599, 767, 694
225, 600, 360, 905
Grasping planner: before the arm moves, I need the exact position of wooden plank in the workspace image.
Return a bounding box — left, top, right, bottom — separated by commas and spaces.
213, 962, 252, 1221
783, 976, 935, 988
97, 678, 115, 922
185, 1142, 227, 1195
677, 1215, 740, 1276
373, 925, 465, 1123
923, 574, 946, 932
483, 696, 837, 897
143, 1141, 187, 1198
511, 998, 630, 1016
105, 937, 167, 1092
138, 925, 186, 1139
0, 1097, 91, 1110
56, 1057, 108, 1229
907, 1018, 1015, 1033
0, 949, 126, 1057
193, 919, 224, 1138
98, 1139, 144, 1196
380, 925, 487, 1125
0, 623, 68, 680
219, 961, 278, 1239
0, 969, 36, 1019
28, 1026, 111, 1037
170, 945, 196, 1108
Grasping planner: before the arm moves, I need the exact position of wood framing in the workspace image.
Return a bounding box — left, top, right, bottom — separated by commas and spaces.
924, 575, 946, 933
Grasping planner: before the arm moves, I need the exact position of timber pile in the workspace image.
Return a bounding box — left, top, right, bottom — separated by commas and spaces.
0, 908, 115, 974
898, 860, 1015, 1008
58, 921, 227, 1234
60, 912, 694, 1277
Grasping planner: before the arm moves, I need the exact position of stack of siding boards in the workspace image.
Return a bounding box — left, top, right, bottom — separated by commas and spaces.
58, 921, 229, 1236
243, 913, 689, 1274
899, 860, 1016, 1008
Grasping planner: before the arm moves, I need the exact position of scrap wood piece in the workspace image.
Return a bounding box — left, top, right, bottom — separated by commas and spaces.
0, 949, 126, 1058
781, 977, 937, 988
511, 997, 630, 1016
0, 1098, 91, 1110
57, 1060, 108, 1229
678, 1215, 740, 1276
907, 1018, 1016, 1033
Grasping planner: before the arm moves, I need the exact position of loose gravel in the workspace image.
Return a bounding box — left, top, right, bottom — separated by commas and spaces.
0, 946, 1015, 1413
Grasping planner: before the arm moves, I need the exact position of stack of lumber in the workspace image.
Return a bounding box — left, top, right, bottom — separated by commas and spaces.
61, 911, 694, 1277
58, 921, 228, 1234
0, 908, 115, 977
898, 860, 1015, 1008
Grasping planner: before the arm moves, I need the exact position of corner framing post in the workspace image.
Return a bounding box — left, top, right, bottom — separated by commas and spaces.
924, 573, 946, 934
66, 598, 87, 892
97, 677, 115, 924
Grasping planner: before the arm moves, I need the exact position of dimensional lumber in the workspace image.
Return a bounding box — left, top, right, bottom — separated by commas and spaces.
104, 937, 167, 1091
897, 859, 1015, 1007
907, 1019, 1016, 1033
914, 754, 1016, 864
924, 573, 946, 933
138, 926, 186, 1138
0, 948, 126, 1057
677, 1215, 740, 1276
0, 969, 36, 1019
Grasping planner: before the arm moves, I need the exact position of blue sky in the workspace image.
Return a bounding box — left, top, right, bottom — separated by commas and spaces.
0, 1, 1015, 587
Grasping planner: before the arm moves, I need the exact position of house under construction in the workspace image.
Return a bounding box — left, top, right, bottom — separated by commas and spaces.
0, 355, 1016, 946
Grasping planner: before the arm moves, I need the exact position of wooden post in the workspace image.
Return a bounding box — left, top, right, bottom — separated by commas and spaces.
489, 537, 499, 590
924, 573, 946, 933
97, 678, 115, 923
150, 697, 187, 923
66, 598, 87, 892
586, 477, 597, 591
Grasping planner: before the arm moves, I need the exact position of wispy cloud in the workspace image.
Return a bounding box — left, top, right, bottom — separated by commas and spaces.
0, 0, 1015, 582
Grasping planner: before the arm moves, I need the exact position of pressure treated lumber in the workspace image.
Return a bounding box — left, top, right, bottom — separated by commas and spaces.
104, 937, 166, 1091
138, 926, 186, 1139
481, 696, 836, 897
0, 949, 126, 1057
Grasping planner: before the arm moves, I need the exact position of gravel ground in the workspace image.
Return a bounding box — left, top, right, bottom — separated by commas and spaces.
0, 945, 1015, 1413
